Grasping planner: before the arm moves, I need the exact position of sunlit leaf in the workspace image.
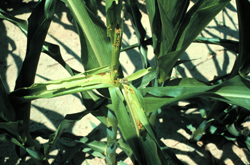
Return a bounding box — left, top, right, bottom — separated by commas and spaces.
141, 76, 250, 113
62, 0, 112, 70
108, 87, 142, 163
9, 68, 113, 103
122, 83, 183, 164
78, 137, 106, 158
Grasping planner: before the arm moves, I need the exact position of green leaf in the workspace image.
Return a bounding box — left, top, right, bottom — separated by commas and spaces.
122, 84, 156, 139
157, 50, 182, 82
226, 123, 240, 137
0, 122, 20, 139
127, 67, 157, 88
6, 2, 57, 162
44, 108, 95, 157
125, 67, 154, 82
44, 0, 57, 19
0, 7, 80, 77
0, 75, 16, 121
173, 0, 231, 51
144, 0, 162, 56
26, 147, 44, 161
156, 1, 177, 54
139, 135, 162, 165
106, 0, 122, 42
85, 0, 98, 16
193, 37, 239, 53
119, 161, 129, 165
158, 1, 190, 31
145, 0, 190, 81
78, 137, 106, 158
121, 83, 180, 164
9, 68, 113, 103
41, 42, 107, 110
141, 76, 250, 113
117, 139, 133, 158
236, 0, 250, 77
0, 133, 24, 148
41, 42, 79, 76
15, 0, 57, 89
126, 0, 148, 68
63, 0, 112, 70
0, 8, 28, 34
106, 109, 118, 164
108, 87, 142, 163
154, 0, 231, 82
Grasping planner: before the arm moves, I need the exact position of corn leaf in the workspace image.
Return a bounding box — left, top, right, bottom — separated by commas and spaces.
62, 0, 112, 70
43, 109, 94, 157
126, 0, 148, 68
0, 76, 16, 121
0, 133, 24, 148
121, 83, 182, 164
0, 9, 81, 77
162, 0, 230, 82
9, 68, 113, 103
236, 0, 250, 77
41, 42, 108, 110
15, 0, 56, 89
79, 137, 106, 158
193, 37, 239, 53
108, 87, 142, 163
106, 0, 122, 43
0, 8, 28, 34
7, 2, 57, 163
0, 122, 20, 140
85, 0, 98, 16
141, 76, 250, 113
146, 0, 231, 82
144, 0, 189, 57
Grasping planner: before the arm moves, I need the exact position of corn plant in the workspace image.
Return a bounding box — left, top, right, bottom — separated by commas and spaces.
1, 0, 250, 164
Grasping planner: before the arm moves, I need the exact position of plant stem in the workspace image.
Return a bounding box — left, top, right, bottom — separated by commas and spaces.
111, 45, 121, 81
